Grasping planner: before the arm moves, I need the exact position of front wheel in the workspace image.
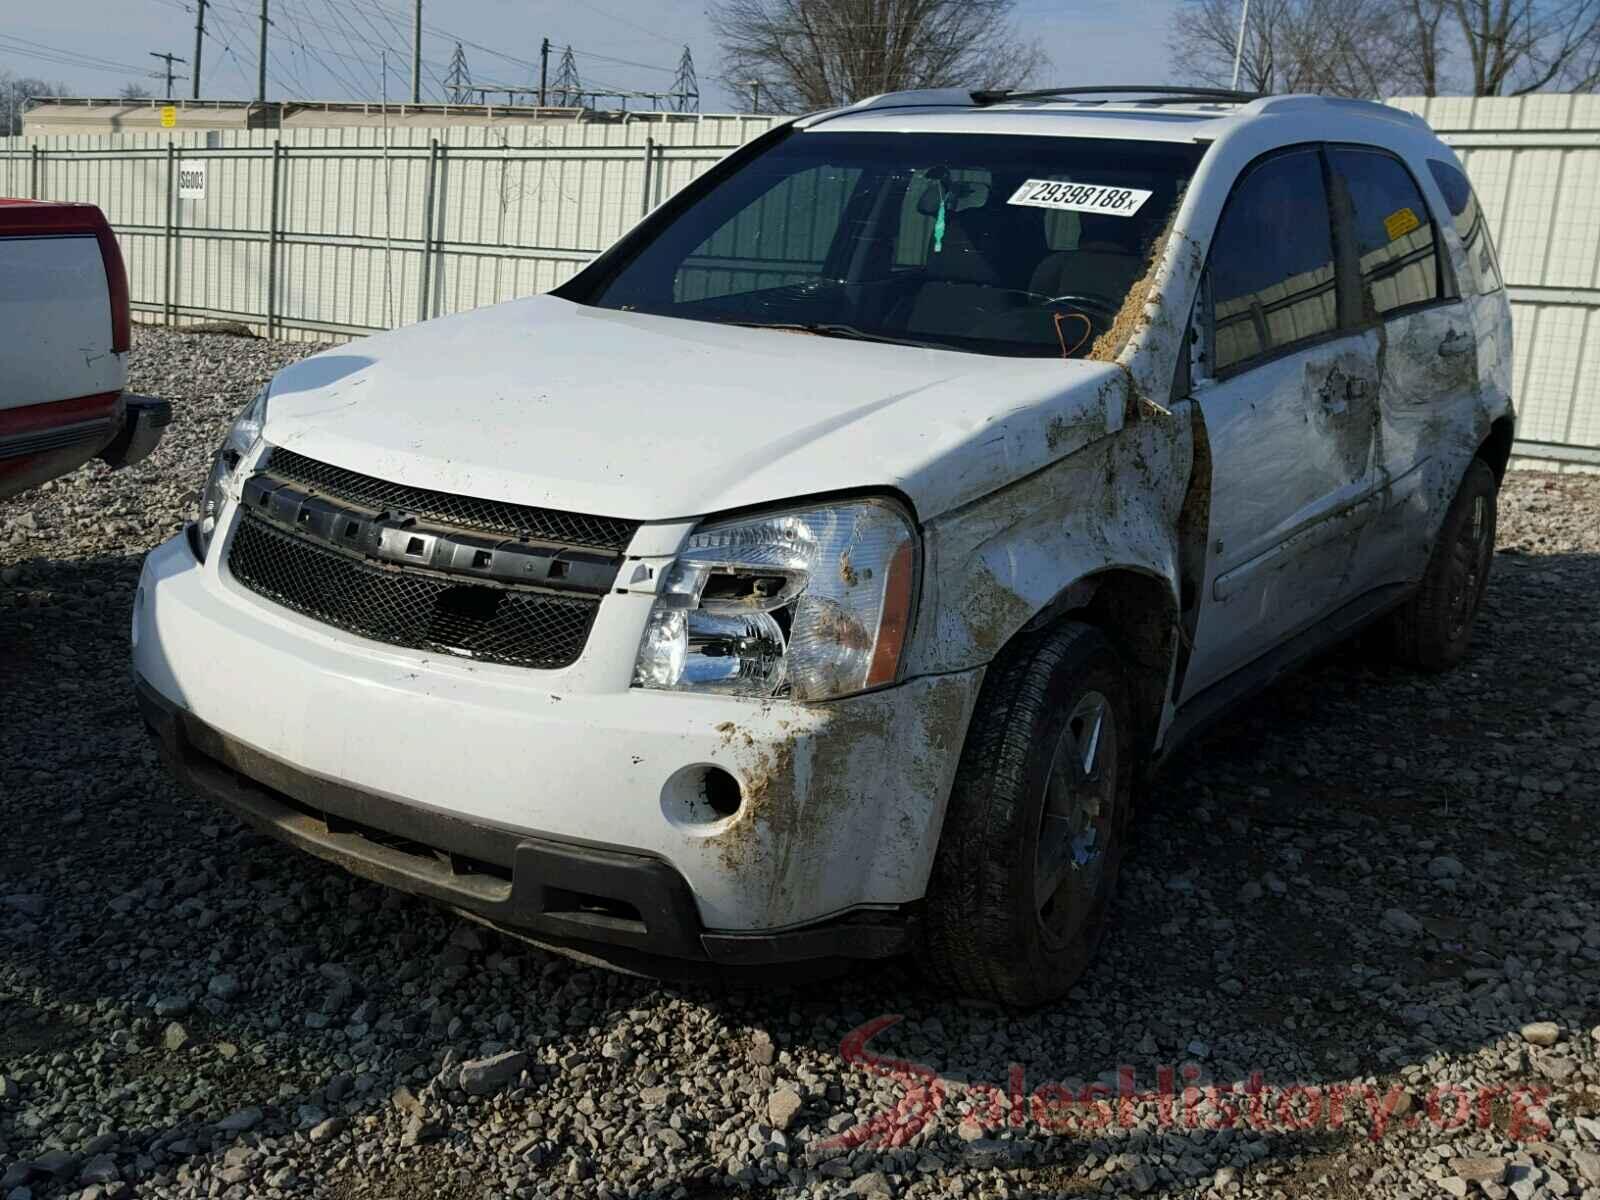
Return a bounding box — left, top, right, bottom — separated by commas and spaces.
921, 623, 1136, 1007
1386, 457, 1498, 672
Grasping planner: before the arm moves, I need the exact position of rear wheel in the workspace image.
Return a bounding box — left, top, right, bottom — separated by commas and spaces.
922, 623, 1136, 1007
1387, 458, 1498, 671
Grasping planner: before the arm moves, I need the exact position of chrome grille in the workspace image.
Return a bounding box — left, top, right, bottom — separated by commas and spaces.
227, 512, 598, 669
265, 447, 638, 551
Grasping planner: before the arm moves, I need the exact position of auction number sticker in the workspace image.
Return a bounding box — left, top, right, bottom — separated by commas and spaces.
1008, 178, 1152, 217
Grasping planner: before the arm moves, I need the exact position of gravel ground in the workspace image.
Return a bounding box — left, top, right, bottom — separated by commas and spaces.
2, 325, 1599, 1200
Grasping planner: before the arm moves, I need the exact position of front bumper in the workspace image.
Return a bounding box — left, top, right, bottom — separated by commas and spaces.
132, 530, 981, 964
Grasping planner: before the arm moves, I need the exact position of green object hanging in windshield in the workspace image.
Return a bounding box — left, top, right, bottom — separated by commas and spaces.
933, 190, 947, 254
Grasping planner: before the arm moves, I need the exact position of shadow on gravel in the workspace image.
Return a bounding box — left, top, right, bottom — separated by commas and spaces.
2, 544, 1597, 1197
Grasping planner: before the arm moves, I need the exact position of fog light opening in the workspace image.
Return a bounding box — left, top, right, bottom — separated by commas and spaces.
703, 767, 743, 819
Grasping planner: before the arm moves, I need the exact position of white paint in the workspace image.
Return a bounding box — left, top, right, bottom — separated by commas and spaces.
133, 92, 1515, 944
0, 234, 122, 410
259, 296, 1127, 524
177, 159, 206, 200
1007, 179, 1151, 217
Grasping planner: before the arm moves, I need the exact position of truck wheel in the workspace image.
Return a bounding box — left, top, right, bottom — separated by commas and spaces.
923, 622, 1135, 1007
1387, 458, 1498, 672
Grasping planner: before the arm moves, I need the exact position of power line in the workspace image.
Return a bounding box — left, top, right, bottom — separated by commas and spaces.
0, 34, 152, 76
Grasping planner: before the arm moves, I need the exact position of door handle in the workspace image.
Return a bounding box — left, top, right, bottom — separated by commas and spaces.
1438, 330, 1474, 358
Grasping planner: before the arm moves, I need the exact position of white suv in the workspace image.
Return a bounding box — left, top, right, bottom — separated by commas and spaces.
133, 86, 1514, 1005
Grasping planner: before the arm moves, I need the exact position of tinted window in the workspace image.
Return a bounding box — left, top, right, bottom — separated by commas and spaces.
576, 131, 1205, 358
1209, 149, 1339, 373
1329, 147, 1442, 316
1428, 159, 1504, 294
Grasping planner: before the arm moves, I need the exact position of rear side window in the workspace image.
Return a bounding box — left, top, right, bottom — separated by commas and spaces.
1328, 147, 1443, 317
1209, 148, 1339, 373
1428, 159, 1505, 295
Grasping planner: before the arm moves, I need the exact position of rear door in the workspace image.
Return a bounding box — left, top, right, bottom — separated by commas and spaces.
1324, 147, 1486, 586
1179, 146, 1383, 702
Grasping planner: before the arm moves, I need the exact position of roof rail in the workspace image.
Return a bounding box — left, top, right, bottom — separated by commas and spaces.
1250, 94, 1431, 126
971, 85, 1263, 106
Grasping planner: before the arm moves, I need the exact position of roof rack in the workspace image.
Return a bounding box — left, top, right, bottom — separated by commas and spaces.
971, 85, 1263, 106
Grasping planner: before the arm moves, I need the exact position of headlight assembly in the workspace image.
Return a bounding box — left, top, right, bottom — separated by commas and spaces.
633, 498, 917, 702
193, 384, 269, 561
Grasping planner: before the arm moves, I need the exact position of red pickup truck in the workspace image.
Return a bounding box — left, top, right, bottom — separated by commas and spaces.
1, 199, 169, 501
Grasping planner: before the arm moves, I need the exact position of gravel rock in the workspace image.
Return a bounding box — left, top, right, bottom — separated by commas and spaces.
4, 328, 1600, 1200
214, 1106, 262, 1132
1520, 1021, 1561, 1046
457, 1049, 527, 1095
768, 1085, 804, 1131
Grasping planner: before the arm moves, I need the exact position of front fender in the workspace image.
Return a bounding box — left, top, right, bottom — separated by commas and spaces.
906, 386, 1193, 679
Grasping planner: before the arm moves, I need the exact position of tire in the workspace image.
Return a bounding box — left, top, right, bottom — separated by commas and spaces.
922, 622, 1136, 1007
1387, 457, 1498, 672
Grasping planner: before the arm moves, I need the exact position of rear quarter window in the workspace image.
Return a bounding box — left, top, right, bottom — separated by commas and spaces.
1428, 159, 1505, 295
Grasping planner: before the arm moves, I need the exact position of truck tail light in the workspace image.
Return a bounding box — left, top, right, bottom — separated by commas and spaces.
92, 212, 131, 354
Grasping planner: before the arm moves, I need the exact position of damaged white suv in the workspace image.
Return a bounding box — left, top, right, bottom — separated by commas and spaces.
134, 86, 1513, 1005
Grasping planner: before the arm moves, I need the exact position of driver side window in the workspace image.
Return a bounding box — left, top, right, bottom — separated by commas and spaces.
1207, 148, 1339, 374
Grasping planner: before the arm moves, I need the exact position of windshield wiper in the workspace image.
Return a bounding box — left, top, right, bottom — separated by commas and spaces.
724, 320, 944, 351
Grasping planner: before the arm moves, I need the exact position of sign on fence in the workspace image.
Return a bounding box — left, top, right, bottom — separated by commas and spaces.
160, 106, 176, 129
177, 160, 206, 200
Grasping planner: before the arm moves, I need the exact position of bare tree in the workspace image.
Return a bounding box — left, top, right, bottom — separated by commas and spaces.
1169, 0, 1413, 97
710, 0, 1047, 112
1, 72, 66, 137
120, 82, 155, 102
1401, 0, 1452, 94
1172, 0, 1600, 96
1447, 0, 1600, 93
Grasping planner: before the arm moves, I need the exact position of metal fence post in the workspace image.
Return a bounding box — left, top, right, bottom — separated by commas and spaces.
268, 141, 282, 339
640, 136, 654, 218
418, 138, 440, 325
29, 143, 40, 198
163, 143, 175, 325
171, 142, 184, 325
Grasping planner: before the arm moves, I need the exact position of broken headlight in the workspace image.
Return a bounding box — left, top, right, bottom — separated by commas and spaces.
633, 499, 917, 702
193, 384, 268, 561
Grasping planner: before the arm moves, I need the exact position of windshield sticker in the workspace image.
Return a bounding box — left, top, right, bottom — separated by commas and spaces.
1007, 179, 1152, 217
1384, 207, 1421, 241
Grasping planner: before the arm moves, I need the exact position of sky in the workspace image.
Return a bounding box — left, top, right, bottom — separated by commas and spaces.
1, 0, 1189, 113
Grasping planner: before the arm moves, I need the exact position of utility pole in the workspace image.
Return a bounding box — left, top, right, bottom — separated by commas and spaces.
1230, 0, 1252, 90
191, 0, 207, 99
539, 37, 550, 107
747, 80, 761, 113
411, 0, 422, 103
149, 51, 188, 99
257, 0, 269, 103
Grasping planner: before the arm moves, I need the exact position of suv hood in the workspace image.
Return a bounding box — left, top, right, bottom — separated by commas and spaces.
262, 295, 1128, 525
